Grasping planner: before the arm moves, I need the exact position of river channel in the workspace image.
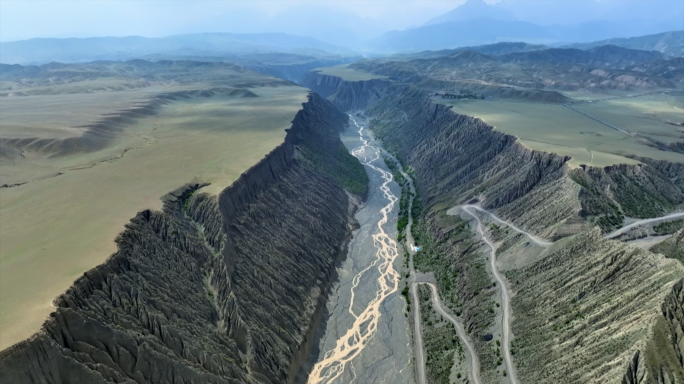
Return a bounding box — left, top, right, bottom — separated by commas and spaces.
301, 113, 415, 384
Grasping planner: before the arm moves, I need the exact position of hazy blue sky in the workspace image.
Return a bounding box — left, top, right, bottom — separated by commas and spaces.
1, 0, 682, 42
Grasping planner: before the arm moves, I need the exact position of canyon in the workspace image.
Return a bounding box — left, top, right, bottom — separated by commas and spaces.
0, 93, 367, 384
1, 41, 683, 384
302, 67, 684, 383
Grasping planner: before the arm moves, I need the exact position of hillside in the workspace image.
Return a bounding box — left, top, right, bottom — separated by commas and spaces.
563, 30, 684, 58
348, 45, 683, 103
302, 68, 684, 382
0, 93, 368, 384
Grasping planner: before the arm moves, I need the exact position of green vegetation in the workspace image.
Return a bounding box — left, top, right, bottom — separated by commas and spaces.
418, 285, 462, 384
314, 64, 388, 81
383, 155, 415, 240
651, 229, 684, 263
653, 219, 684, 235
505, 228, 684, 383
412, 212, 499, 376
301, 141, 368, 196
439, 90, 484, 100
572, 93, 684, 148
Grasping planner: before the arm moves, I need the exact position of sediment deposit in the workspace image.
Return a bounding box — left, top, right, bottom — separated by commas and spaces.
303, 115, 414, 384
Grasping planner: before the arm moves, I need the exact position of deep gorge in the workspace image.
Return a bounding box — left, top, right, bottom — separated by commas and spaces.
302, 71, 684, 383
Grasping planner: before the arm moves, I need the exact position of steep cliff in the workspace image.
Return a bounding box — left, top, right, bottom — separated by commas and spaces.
298, 71, 391, 112
354, 84, 684, 382
622, 279, 684, 384
367, 84, 684, 235
0, 93, 365, 384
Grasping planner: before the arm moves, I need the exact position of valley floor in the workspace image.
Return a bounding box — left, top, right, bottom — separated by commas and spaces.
301, 116, 414, 384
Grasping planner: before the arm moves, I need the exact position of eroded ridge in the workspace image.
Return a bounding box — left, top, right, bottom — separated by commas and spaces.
307, 116, 401, 384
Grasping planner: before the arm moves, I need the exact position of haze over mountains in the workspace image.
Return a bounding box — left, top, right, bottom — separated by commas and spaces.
2, 1, 684, 384
368, 0, 684, 53
1, 0, 683, 65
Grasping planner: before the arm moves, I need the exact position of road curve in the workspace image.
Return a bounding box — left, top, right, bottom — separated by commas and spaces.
421, 282, 482, 384
456, 205, 553, 247
605, 212, 684, 239
461, 205, 519, 384
389, 155, 482, 384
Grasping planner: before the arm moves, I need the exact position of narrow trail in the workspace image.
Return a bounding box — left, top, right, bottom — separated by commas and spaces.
460, 205, 521, 384
306, 116, 401, 384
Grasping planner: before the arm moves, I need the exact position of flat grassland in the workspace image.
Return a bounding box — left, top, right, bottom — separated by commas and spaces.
438, 97, 684, 167
314, 64, 388, 81
0, 82, 308, 350
571, 92, 684, 145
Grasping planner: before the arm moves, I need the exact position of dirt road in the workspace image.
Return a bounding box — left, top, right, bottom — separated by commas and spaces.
460, 205, 520, 384
605, 212, 684, 239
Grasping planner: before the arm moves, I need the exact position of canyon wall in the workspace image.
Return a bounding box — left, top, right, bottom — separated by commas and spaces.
298, 71, 391, 112
301, 70, 684, 383
0, 93, 364, 384
245, 59, 353, 82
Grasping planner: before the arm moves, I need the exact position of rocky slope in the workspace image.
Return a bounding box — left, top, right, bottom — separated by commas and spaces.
347, 45, 683, 97
303, 74, 684, 382
0, 93, 365, 384
506, 229, 683, 383
651, 228, 684, 263
298, 71, 391, 111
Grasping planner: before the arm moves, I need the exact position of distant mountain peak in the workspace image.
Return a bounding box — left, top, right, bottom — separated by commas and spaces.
423, 0, 516, 26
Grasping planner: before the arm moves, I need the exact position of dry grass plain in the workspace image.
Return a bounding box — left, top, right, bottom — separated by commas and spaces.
0, 79, 308, 350
439, 97, 684, 167
314, 64, 388, 81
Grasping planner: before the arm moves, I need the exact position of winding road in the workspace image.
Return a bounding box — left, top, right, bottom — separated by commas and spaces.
419, 282, 482, 384
605, 212, 684, 239
457, 204, 555, 384
388, 154, 482, 384
460, 205, 518, 384
307, 116, 401, 384
456, 205, 553, 247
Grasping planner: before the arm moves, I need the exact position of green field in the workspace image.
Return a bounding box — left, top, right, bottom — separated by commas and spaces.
0, 83, 308, 350
314, 64, 388, 81
571, 92, 684, 145
439, 98, 684, 167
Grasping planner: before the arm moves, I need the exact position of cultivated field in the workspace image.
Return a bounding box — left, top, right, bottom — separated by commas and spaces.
439, 98, 684, 167
0, 67, 308, 350
314, 64, 388, 81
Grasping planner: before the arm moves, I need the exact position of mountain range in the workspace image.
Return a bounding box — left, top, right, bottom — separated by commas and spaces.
364, 0, 683, 54
1, 0, 682, 65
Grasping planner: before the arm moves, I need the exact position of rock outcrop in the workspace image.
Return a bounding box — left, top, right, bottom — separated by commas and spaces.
0, 93, 364, 384
298, 71, 390, 111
